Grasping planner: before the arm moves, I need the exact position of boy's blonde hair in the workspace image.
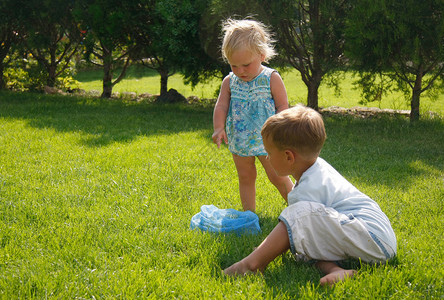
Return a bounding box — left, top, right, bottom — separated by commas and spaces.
221, 19, 276, 63
261, 105, 327, 160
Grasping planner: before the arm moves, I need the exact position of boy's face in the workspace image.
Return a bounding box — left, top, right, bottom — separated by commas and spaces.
263, 137, 291, 177
228, 48, 265, 82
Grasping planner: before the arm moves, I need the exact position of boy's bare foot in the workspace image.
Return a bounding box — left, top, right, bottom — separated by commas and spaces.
319, 269, 357, 286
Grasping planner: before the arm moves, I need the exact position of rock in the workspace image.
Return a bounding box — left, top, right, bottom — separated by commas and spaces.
88, 90, 101, 97
69, 88, 86, 95
44, 86, 63, 94
187, 95, 199, 104
156, 88, 187, 103
139, 93, 154, 99
121, 91, 137, 100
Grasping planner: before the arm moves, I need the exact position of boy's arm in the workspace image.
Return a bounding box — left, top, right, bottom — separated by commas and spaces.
270, 71, 289, 113
212, 76, 231, 148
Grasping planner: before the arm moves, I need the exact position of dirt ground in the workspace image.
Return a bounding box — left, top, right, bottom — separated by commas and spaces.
319, 106, 411, 118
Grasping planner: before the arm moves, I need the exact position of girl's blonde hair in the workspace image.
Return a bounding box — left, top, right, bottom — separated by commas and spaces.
261, 105, 327, 160
221, 19, 276, 63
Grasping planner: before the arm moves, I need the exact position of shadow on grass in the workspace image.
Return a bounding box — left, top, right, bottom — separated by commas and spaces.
0, 91, 213, 147
1, 91, 442, 189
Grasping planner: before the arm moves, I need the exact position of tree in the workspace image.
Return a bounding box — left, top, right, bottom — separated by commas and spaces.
131, 0, 180, 96
0, 0, 23, 89
74, 0, 138, 98
169, 0, 222, 92
132, 0, 221, 96
346, 0, 444, 121
265, 0, 351, 110
20, 0, 82, 88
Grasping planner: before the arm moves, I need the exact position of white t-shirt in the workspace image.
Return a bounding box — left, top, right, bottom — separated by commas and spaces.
288, 157, 397, 250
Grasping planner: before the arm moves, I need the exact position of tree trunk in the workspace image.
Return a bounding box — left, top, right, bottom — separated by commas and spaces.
307, 80, 321, 111
46, 46, 57, 87
159, 69, 168, 96
0, 64, 5, 90
0, 33, 13, 90
47, 65, 57, 87
0, 46, 9, 90
101, 52, 114, 98
410, 71, 423, 122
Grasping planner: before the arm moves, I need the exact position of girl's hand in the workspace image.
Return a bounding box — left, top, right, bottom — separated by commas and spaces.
212, 129, 228, 148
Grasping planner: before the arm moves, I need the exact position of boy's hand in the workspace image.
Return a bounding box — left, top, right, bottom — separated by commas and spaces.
212, 130, 228, 148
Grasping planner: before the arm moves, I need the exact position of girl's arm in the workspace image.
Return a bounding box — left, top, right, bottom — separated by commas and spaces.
212, 75, 231, 148
270, 72, 289, 113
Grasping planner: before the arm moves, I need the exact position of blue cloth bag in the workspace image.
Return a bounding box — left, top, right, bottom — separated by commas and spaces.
190, 205, 261, 235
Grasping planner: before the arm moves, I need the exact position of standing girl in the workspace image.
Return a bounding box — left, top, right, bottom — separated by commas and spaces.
212, 19, 294, 212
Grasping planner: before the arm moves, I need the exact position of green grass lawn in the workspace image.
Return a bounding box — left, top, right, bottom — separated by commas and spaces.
74, 65, 444, 115
1, 91, 443, 298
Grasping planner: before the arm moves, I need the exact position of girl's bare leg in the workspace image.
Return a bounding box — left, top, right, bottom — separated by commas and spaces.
232, 154, 257, 211
316, 261, 357, 286
224, 221, 290, 275
258, 156, 293, 203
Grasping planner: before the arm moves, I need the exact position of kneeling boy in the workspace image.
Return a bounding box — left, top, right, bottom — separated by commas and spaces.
223, 105, 397, 286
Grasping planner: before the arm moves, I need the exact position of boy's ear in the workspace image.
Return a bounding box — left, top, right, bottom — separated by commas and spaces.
284, 149, 296, 163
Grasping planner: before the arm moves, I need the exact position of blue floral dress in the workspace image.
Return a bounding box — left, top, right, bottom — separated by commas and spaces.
226, 66, 277, 157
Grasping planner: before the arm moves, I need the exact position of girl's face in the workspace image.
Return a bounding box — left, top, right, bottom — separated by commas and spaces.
228, 48, 265, 82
